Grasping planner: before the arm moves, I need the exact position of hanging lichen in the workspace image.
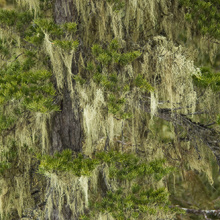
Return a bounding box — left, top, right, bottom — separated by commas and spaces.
37, 149, 181, 219
0, 0, 220, 219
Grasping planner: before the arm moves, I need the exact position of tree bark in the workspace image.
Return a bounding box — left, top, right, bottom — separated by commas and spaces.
50, 0, 83, 154
46, 2, 83, 218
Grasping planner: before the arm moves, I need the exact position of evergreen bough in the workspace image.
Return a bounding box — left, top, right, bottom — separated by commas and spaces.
180, 0, 220, 40
0, 8, 79, 133
37, 149, 180, 219
75, 39, 153, 119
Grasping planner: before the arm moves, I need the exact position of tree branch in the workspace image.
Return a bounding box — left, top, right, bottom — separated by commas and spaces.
142, 104, 220, 167
181, 207, 220, 219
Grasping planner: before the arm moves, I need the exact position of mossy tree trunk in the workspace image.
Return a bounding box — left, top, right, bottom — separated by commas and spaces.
50, 0, 82, 154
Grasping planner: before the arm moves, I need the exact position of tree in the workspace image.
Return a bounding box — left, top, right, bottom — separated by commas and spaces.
0, 0, 220, 219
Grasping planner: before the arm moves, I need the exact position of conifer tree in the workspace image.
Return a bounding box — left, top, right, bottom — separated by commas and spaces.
0, 0, 220, 220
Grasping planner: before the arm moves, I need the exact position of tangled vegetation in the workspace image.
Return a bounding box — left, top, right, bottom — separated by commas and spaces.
75, 39, 153, 119
180, 0, 220, 40
38, 150, 181, 219
0, 0, 220, 219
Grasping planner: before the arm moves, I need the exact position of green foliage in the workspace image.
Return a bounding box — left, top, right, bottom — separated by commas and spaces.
0, 141, 17, 175
26, 19, 78, 48
62, 22, 77, 33
25, 19, 62, 45
106, 0, 125, 12
76, 39, 153, 119
93, 151, 176, 219
96, 151, 174, 181
91, 187, 173, 220
79, 215, 90, 220
217, 115, 220, 125
25, 25, 45, 46
0, 38, 10, 59
0, 161, 11, 175
25, 20, 78, 46
117, 51, 142, 65
0, 8, 78, 131
135, 74, 155, 92
92, 42, 141, 66
38, 149, 178, 219
0, 8, 78, 47
74, 75, 86, 85
53, 39, 79, 51
0, 60, 58, 113
0, 114, 16, 132
35, 19, 64, 36
102, 73, 119, 91
92, 40, 141, 66
193, 67, 220, 92
39, 0, 53, 11
38, 150, 173, 180
107, 94, 126, 117
0, 9, 33, 32
37, 149, 100, 176
85, 61, 95, 72
180, 0, 220, 39
91, 44, 103, 57
109, 38, 121, 51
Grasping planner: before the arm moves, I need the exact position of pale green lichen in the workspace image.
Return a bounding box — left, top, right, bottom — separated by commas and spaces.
0, 0, 219, 219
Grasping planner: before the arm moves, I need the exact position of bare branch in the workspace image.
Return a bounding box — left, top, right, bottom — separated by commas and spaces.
0, 53, 24, 62
142, 104, 220, 167
180, 207, 220, 218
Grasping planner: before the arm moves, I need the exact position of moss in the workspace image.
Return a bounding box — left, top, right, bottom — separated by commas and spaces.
192, 66, 220, 92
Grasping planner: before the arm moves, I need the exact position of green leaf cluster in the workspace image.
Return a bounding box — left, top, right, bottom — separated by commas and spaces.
94, 151, 176, 219
38, 149, 178, 219
74, 75, 86, 86
0, 161, 11, 175
53, 39, 79, 51
135, 74, 154, 92
91, 40, 141, 66
25, 19, 78, 47
38, 149, 100, 176
96, 151, 173, 181
91, 187, 172, 220
39, 0, 53, 11
93, 152, 177, 219
0, 38, 10, 59
107, 94, 126, 116
62, 22, 77, 33
75, 39, 152, 119
0, 9, 33, 32
0, 60, 58, 113
0, 11, 73, 131
0, 8, 78, 49
0, 113, 16, 132
217, 115, 220, 125
0, 141, 17, 175
38, 150, 173, 180
180, 0, 220, 39
35, 19, 64, 36
193, 67, 220, 92
106, 0, 125, 12
92, 70, 129, 117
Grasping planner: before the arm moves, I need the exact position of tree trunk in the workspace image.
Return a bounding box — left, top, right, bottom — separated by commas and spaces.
50, 0, 82, 154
